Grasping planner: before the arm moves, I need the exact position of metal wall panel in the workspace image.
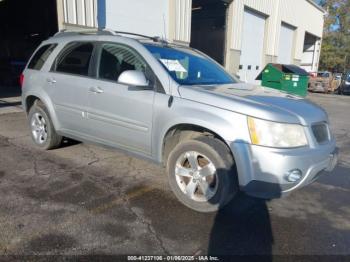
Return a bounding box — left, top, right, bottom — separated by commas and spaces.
76, 0, 86, 26
174, 0, 192, 42
62, 0, 97, 27
85, 0, 97, 27
65, 0, 77, 24
105, 0, 169, 38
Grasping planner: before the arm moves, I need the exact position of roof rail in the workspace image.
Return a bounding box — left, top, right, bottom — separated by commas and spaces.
114, 31, 168, 44
52, 28, 168, 44
53, 28, 117, 38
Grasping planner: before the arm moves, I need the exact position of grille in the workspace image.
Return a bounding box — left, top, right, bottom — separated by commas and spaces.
312, 123, 329, 144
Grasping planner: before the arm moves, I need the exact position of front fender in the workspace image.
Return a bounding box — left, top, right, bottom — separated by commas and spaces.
152, 95, 250, 163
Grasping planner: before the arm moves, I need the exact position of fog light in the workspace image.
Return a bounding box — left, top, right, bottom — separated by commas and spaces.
285, 169, 302, 182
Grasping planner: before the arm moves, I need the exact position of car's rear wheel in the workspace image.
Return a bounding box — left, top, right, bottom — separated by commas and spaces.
28, 101, 62, 150
167, 135, 238, 212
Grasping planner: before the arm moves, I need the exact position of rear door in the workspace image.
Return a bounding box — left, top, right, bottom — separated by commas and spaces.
87, 42, 155, 155
46, 42, 95, 134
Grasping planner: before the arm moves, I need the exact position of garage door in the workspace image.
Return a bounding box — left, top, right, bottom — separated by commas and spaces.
277, 23, 295, 64
301, 44, 315, 72
301, 33, 318, 72
238, 9, 266, 84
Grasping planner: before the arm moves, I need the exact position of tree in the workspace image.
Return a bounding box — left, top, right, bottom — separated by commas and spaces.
318, 0, 350, 72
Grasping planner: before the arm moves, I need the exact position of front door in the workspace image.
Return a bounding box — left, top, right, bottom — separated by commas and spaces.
87, 43, 155, 155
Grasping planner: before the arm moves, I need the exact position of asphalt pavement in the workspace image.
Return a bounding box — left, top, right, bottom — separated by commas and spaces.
0, 92, 349, 259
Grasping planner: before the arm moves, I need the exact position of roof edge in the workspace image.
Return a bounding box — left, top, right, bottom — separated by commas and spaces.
306, 0, 326, 14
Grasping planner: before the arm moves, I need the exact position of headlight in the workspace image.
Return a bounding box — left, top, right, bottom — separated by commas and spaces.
247, 117, 308, 148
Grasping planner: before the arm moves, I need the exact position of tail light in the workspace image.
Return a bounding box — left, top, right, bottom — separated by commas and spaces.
19, 73, 24, 87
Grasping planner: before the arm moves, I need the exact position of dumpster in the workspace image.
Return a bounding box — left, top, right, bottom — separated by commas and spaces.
256, 63, 309, 97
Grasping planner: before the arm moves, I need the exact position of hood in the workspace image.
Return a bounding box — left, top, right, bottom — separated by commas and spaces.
178, 83, 328, 125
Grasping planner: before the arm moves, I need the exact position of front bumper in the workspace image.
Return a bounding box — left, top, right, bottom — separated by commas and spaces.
230, 141, 338, 199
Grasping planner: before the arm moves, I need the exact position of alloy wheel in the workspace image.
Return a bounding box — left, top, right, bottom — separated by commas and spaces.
174, 151, 218, 202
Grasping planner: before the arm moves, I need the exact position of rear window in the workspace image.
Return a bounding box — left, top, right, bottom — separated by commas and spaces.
55, 43, 94, 76
28, 44, 57, 70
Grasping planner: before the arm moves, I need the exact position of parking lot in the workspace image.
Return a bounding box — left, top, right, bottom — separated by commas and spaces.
0, 91, 349, 257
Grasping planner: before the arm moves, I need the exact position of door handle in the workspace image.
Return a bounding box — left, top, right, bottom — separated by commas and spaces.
47, 78, 56, 84
89, 86, 104, 94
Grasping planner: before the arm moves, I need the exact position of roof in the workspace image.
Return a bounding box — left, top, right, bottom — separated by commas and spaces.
49, 29, 194, 51
52, 29, 166, 42
306, 0, 326, 14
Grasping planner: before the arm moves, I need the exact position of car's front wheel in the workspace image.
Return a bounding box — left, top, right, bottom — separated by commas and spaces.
28, 100, 62, 150
166, 135, 238, 212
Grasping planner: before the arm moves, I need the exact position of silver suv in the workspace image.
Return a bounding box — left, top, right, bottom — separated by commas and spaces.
21, 30, 338, 212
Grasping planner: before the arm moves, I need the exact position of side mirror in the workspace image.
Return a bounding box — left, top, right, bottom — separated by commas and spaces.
118, 70, 150, 87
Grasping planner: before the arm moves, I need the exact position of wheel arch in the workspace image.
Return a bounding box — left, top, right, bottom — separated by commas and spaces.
24, 92, 60, 130
25, 95, 40, 113
160, 123, 234, 166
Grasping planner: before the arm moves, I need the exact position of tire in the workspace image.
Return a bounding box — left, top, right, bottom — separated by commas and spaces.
28, 100, 62, 150
166, 135, 238, 213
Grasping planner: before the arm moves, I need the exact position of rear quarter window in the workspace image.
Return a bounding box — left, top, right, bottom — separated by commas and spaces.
28, 44, 57, 70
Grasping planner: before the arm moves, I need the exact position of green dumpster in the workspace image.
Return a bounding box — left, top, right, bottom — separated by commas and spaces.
256, 63, 309, 97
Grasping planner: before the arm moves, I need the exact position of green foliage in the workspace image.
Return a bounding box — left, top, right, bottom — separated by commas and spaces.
319, 0, 350, 72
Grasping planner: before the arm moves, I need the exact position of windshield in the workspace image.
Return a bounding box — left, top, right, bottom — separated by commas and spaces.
144, 44, 236, 86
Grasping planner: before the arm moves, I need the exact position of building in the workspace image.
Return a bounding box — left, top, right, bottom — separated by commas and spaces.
0, 0, 325, 85
224, 0, 325, 82
57, 0, 326, 83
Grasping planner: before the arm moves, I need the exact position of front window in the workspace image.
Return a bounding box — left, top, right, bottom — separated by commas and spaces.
144, 44, 236, 86
98, 43, 147, 82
